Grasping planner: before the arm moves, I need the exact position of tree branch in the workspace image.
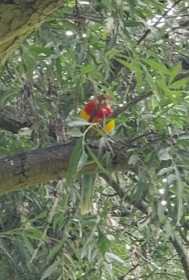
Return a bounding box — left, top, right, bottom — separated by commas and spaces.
0, 142, 75, 193
170, 234, 189, 280
0, 0, 65, 64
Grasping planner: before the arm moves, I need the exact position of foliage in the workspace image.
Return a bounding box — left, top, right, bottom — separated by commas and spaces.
0, 0, 189, 279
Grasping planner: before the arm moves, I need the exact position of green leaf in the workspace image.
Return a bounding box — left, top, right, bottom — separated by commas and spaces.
175, 168, 184, 225
40, 260, 59, 280
146, 59, 169, 76
80, 174, 96, 215
169, 63, 182, 82
68, 119, 90, 127
158, 166, 174, 176
66, 139, 83, 186
78, 150, 88, 170
47, 240, 65, 263
142, 65, 158, 94
105, 252, 125, 265
114, 57, 131, 69
158, 148, 171, 161
128, 154, 140, 165
98, 230, 110, 255
23, 228, 44, 241
170, 78, 188, 89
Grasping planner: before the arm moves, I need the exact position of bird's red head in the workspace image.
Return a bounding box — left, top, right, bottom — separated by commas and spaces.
83, 95, 113, 122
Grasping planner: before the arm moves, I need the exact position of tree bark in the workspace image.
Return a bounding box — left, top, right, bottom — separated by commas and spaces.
171, 234, 189, 280
0, 142, 75, 193
0, 0, 64, 64
0, 107, 32, 133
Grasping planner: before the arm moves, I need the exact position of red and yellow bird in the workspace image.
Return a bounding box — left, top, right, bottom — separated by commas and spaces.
80, 95, 115, 134
79, 95, 115, 215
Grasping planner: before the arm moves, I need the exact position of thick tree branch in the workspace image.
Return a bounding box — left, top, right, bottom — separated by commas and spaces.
0, 0, 64, 63
0, 142, 75, 193
0, 139, 126, 194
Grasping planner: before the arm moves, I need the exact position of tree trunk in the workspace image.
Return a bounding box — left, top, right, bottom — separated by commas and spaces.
0, 0, 64, 63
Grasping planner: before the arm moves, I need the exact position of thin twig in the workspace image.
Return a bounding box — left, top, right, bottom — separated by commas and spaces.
119, 263, 140, 279
128, 131, 155, 144
137, 0, 183, 45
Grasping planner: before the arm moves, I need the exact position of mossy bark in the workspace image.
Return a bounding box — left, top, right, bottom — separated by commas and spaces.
0, 0, 64, 64
0, 142, 74, 193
